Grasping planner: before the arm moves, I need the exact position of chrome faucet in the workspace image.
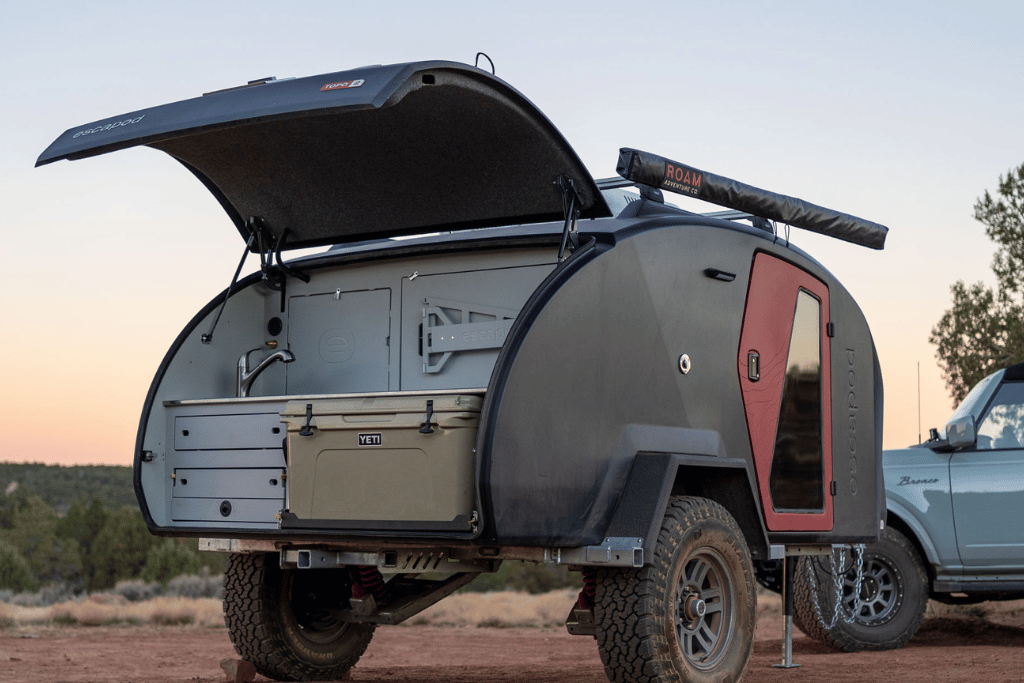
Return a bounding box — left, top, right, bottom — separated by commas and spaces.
237, 348, 295, 398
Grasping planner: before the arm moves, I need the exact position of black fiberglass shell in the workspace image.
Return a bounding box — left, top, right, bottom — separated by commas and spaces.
478, 211, 883, 549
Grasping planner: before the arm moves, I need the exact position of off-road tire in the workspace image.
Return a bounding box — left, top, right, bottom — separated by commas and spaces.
223, 552, 375, 681
792, 527, 928, 652
594, 496, 756, 683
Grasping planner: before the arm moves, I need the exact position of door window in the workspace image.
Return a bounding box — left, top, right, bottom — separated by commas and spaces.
975, 382, 1024, 450
769, 290, 824, 511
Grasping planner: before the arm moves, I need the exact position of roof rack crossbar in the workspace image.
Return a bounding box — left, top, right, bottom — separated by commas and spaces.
595, 177, 636, 190
615, 148, 888, 250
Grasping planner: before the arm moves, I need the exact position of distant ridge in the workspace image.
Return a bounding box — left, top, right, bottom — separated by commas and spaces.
0, 462, 135, 513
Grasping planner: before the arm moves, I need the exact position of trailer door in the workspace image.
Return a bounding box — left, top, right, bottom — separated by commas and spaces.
738, 252, 833, 532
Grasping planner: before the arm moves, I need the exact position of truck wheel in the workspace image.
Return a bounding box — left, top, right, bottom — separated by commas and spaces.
594, 496, 756, 683
223, 552, 375, 681
792, 527, 928, 652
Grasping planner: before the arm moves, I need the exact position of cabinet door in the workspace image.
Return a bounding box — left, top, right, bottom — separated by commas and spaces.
738, 253, 833, 532
287, 288, 391, 394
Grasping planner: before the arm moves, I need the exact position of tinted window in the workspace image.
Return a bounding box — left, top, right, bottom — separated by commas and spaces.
976, 382, 1024, 450
947, 369, 1002, 434
770, 290, 824, 511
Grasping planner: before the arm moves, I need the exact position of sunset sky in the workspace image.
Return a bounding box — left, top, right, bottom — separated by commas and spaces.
2, 0, 1022, 466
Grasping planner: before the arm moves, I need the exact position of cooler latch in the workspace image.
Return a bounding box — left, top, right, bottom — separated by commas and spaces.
419, 400, 435, 434
299, 403, 315, 437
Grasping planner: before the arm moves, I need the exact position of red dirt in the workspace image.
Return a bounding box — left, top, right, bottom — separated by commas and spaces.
0, 610, 1021, 683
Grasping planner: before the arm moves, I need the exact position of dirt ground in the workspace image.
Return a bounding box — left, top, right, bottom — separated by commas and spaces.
0, 599, 1021, 683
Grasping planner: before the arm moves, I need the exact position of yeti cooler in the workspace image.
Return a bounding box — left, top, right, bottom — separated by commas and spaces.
279, 393, 482, 531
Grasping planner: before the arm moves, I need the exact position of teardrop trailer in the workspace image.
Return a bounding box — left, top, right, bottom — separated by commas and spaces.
37, 60, 888, 683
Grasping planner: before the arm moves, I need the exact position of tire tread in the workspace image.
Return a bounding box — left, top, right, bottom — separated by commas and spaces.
595, 496, 756, 683
223, 553, 374, 681
792, 527, 927, 652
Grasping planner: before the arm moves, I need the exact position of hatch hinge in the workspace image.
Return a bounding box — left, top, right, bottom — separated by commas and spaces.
253, 219, 310, 291
273, 227, 311, 285
556, 175, 583, 262
252, 216, 285, 292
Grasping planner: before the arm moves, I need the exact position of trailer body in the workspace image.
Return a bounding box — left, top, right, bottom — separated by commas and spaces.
39, 60, 886, 683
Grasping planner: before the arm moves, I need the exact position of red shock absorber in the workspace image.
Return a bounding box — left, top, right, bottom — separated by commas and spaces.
350, 566, 387, 601
576, 567, 597, 610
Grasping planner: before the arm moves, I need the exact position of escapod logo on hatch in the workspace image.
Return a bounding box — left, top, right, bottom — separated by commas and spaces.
73, 115, 145, 139
321, 79, 365, 92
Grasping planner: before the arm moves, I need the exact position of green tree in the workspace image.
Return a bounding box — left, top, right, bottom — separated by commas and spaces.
0, 486, 31, 530
931, 163, 1024, 402
57, 497, 108, 589
89, 507, 157, 591
0, 540, 38, 592
0, 494, 82, 586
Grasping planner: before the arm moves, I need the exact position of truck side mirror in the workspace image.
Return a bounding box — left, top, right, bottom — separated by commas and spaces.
945, 415, 977, 449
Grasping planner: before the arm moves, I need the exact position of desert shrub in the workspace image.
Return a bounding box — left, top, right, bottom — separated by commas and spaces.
6, 589, 45, 607
461, 561, 583, 594
38, 582, 77, 605
141, 539, 202, 585
415, 588, 577, 628
198, 549, 228, 575
506, 563, 582, 594
152, 613, 195, 626
165, 573, 223, 599
111, 579, 163, 602
1, 582, 82, 608
0, 541, 37, 592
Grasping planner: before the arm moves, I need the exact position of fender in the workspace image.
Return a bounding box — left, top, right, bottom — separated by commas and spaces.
602, 425, 768, 561
886, 500, 943, 570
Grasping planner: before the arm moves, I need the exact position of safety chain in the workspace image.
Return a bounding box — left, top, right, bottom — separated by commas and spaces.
805, 544, 865, 629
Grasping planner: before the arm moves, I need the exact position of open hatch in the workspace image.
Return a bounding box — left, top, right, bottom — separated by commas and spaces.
37, 61, 611, 251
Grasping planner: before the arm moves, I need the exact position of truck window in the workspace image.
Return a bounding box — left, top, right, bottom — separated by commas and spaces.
975, 382, 1024, 450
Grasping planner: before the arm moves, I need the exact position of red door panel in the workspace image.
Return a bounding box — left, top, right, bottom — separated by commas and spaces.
739, 252, 833, 532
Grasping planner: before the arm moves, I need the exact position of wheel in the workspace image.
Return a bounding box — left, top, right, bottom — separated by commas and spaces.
223, 552, 375, 681
792, 527, 928, 652
594, 496, 756, 683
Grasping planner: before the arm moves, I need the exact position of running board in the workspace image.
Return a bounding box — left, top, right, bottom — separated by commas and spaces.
933, 578, 1024, 593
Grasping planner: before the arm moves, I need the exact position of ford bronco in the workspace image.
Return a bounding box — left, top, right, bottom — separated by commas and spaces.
792, 362, 1024, 651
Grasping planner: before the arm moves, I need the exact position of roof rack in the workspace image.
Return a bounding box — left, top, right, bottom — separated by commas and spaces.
595, 180, 771, 231
613, 148, 888, 250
